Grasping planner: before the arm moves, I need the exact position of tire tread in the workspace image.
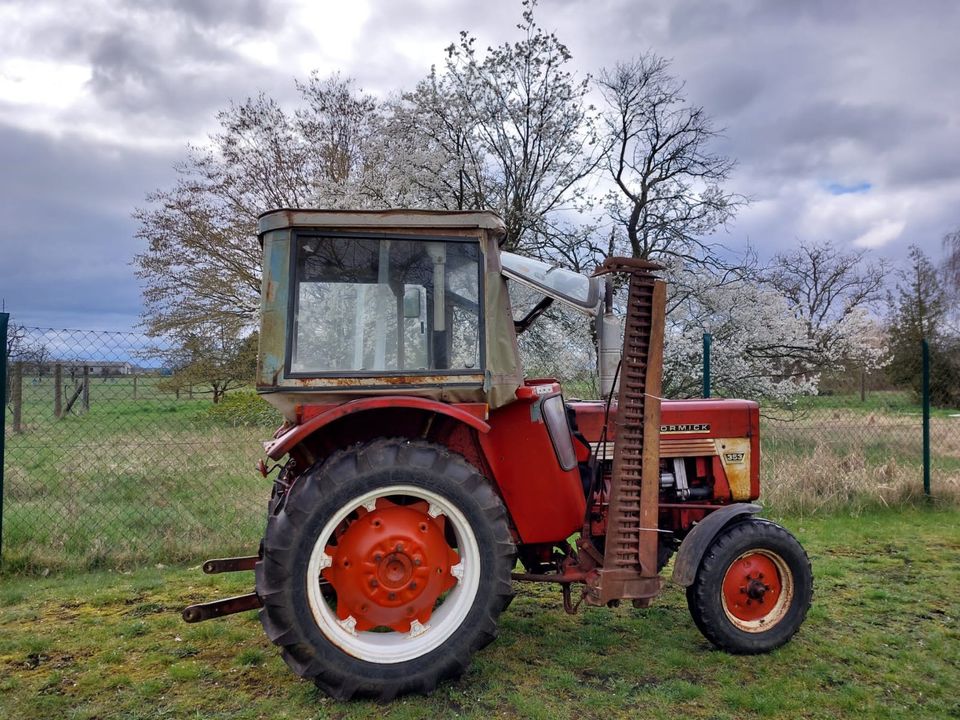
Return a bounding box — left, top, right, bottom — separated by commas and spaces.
256, 438, 516, 700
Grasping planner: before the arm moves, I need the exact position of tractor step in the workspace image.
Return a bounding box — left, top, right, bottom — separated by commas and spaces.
182, 593, 263, 623
201, 555, 259, 574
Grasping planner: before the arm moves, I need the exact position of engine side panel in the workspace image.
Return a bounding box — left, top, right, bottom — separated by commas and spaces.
570, 398, 761, 538
478, 382, 587, 544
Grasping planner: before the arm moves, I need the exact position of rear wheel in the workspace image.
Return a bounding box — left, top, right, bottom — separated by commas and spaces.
686, 519, 812, 653
255, 438, 515, 700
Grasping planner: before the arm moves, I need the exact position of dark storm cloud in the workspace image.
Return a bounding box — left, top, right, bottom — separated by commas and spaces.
83, 26, 279, 123
153, 0, 275, 28
0, 124, 174, 328
8, 0, 299, 127
2, 0, 959, 331
0, 1, 309, 329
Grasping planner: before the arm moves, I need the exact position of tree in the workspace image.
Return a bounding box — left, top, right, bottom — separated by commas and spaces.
886, 246, 959, 406
765, 240, 888, 373
368, 69, 490, 211
942, 227, 960, 346
597, 54, 741, 264
944, 226, 960, 306
660, 259, 817, 402
159, 323, 258, 404
5, 319, 28, 362
134, 76, 380, 340
378, 0, 598, 251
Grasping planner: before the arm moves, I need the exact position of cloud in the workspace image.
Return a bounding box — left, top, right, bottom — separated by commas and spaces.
1, 0, 959, 329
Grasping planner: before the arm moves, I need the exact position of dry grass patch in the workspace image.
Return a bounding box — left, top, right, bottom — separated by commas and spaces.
764, 444, 960, 515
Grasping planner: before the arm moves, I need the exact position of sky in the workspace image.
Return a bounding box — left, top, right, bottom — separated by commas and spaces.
1, 0, 958, 331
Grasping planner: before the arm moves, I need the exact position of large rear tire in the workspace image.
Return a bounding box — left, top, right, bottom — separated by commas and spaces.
686, 519, 812, 654
255, 438, 515, 700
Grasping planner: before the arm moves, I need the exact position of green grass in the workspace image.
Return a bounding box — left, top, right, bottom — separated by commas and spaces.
793, 390, 960, 418
4, 377, 278, 571
4, 380, 960, 569
0, 508, 957, 719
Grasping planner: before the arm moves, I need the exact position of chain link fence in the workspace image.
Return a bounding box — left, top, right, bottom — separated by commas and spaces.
2, 318, 958, 571
1, 324, 279, 571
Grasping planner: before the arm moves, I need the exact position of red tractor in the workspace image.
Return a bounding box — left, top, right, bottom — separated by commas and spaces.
183, 209, 812, 700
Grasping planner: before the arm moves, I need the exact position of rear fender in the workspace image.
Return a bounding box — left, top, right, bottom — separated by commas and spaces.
671, 503, 762, 587
264, 396, 490, 460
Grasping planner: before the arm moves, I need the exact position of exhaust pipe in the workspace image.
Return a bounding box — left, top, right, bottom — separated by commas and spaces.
598, 279, 622, 398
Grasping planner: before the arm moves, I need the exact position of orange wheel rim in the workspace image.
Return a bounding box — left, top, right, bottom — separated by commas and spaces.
322, 499, 459, 632
721, 549, 793, 632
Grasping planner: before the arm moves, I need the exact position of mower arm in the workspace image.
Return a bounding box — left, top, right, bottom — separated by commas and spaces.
671, 503, 762, 587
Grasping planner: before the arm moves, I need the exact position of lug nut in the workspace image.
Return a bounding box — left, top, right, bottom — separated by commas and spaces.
395, 543, 404, 552
369, 579, 379, 588
374, 553, 382, 562
388, 592, 397, 601
409, 582, 417, 590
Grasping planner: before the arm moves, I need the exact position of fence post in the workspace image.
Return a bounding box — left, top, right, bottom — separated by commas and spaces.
82, 365, 90, 412
1, 312, 8, 564
54, 363, 63, 418
11, 361, 22, 433
921, 338, 930, 497
132, 373, 138, 400
702, 333, 712, 398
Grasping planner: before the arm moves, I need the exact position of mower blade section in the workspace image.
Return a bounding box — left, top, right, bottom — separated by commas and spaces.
201, 556, 259, 574
182, 593, 263, 623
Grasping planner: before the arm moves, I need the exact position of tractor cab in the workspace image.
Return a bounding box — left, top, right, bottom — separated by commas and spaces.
256, 208, 528, 417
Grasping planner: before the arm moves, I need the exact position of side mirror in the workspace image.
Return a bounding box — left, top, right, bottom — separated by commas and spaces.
403, 287, 423, 319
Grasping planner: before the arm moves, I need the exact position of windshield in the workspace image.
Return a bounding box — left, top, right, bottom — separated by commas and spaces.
290, 235, 482, 374
500, 252, 600, 314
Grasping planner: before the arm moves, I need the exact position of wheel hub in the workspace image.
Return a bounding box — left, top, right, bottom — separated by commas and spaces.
722, 552, 784, 623
322, 504, 459, 632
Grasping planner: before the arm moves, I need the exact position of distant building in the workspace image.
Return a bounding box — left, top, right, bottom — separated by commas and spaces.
42, 360, 136, 376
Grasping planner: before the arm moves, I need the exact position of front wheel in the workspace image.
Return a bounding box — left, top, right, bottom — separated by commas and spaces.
686, 519, 812, 654
255, 438, 515, 700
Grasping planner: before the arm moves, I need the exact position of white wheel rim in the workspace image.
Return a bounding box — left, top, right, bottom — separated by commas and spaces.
305, 484, 481, 663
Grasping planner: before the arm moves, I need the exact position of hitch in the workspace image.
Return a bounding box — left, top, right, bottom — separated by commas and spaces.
182, 593, 262, 623
202, 555, 259, 574
182, 554, 261, 623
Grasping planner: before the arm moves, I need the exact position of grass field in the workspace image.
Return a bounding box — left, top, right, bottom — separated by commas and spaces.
3, 380, 960, 571
3, 376, 278, 571
0, 508, 957, 719
762, 392, 960, 514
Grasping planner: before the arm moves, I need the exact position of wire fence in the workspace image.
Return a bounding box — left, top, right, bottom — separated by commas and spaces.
1, 325, 280, 572
2, 319, 958, 571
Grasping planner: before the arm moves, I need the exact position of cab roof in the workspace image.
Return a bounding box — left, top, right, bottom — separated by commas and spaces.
258, 208, 507, 240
